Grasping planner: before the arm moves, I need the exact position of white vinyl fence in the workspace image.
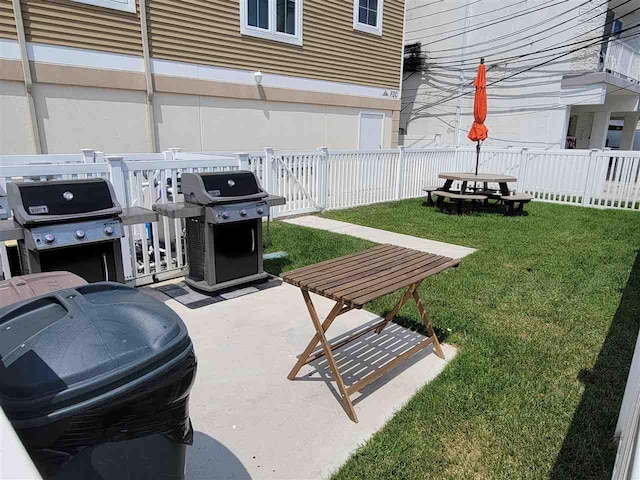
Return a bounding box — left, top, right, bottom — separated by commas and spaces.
1, 145, 639, 283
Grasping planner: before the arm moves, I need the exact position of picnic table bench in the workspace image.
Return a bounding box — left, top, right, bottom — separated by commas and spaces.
282, 244, 460, 422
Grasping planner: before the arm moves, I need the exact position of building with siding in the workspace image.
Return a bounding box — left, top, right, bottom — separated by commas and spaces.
0, 0, 405, 154
400, 0, 640, 150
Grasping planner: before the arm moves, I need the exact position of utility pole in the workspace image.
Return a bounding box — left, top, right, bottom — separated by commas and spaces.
454, 0, 472, 146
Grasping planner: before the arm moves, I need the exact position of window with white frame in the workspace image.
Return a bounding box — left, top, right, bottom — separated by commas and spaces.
353, 0, 383, 36
240, 0, 303, 46
71, 0, 136, 13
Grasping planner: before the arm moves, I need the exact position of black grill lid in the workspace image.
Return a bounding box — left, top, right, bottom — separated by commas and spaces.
0, 283, 191, 424
7, 178, 122, 226
181, 171, 267, 205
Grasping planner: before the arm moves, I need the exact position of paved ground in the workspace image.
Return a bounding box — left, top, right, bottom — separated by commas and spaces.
282, 216, 476, 259
145, 281, 456, 480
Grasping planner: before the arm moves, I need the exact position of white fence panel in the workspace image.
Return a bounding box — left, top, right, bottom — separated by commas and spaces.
121, 152, 240, 280
590, 151, 640, 210
519, 149, 593, 205
327, 149, 399, 209
269, 150, 323, 217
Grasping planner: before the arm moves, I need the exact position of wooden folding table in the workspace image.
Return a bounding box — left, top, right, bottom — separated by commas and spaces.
282, 244, 460, 422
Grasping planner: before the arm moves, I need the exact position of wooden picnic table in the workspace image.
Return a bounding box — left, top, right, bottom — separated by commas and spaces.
282, 244, 460, 422
439, 172, 517, 197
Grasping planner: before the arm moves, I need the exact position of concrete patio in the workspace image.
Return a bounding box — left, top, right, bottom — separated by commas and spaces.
144, 279, 456, 479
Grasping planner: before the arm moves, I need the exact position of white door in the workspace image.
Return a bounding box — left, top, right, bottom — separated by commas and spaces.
359, 113, 384, 149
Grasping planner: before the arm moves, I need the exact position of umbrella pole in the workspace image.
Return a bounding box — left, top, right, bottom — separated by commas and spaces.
474, 140, 481, 191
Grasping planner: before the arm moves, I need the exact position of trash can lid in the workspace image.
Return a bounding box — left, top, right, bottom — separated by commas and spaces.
0, 283, 190, 421
0, 272, 87, 308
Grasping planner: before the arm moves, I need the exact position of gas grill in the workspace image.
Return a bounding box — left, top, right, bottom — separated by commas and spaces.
154, 171, 285, 293
1, 178, 152, 284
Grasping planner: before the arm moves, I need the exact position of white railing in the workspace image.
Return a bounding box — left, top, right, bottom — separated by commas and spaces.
604, 38, 640, 83
1, 145, 639, 284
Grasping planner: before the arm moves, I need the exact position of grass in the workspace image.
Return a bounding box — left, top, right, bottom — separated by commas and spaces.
264, 200, 640, 480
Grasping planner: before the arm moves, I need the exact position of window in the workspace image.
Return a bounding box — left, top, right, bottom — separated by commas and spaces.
241, 0, 303, 46
353, 0, 383, 36
71, 0, 136, 13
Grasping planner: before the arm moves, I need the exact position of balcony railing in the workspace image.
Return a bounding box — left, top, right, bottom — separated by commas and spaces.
603, 38, 640, 83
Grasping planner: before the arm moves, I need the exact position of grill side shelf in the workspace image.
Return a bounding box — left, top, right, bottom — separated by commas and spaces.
153, 203, 205, 219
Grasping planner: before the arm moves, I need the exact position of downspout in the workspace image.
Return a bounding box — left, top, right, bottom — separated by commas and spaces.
11, 0, 42, 153
138, 0, 159, 152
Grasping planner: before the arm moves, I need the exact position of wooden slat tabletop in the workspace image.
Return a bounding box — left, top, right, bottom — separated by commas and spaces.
282, 245, 460, 307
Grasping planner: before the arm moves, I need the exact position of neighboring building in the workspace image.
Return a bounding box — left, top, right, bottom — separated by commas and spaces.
401, 0, 640, 150
0, 0, 405, 154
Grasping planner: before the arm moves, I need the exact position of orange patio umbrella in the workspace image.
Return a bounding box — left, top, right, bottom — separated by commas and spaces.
468, 58, 488, 176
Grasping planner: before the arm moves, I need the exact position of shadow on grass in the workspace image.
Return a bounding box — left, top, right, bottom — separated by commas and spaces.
550, 250, 640, 479
264, 256, 292, 276
387, 313, 450, 344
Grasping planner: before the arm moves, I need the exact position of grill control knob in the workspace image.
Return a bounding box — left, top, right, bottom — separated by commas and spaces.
256, 207, 265, 215
221, 211, 230, 219
74, 229, 86, 239
44, 233, 55, 244
239, 209, 248, 217
104, 226, 114, 236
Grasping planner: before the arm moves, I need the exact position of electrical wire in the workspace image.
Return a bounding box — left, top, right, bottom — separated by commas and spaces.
407, 0, 485, 16
407, 0, 572, 39
428, 1, 637, 67
428, 0, 621, 63
405, 31, 640, 115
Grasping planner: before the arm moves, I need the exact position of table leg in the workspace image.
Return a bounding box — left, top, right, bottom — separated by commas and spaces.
499, 182, 510, 196
437, 180, 454, 208
288, 293, 344, 380
412, 290, 445, 359
374, 283, 418, 334
299, 290, 358, 422
461, 181, 468, 194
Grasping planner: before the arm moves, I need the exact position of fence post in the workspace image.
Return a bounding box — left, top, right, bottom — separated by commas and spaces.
94, 151, 105, 163
317, 146, 329, 209
516, 148, 528, 193
582, 149, 600, 207
395, 145, 405, 199
236, 152, 250, 171
168, 147, 182, 161
263, 147, 275, 194
106, 156, 134, 281
81, 148, 95, 163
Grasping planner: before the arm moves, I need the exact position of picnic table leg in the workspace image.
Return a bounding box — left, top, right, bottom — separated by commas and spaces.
374, 283, 418, 334
412, 290, 445, 360
437, 180, 454, 208
499, 182, 510, 196
298, 290, 358, 422
288, 293, 344, 380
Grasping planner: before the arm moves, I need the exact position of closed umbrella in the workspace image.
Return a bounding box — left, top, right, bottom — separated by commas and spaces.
468, 58, 488, 177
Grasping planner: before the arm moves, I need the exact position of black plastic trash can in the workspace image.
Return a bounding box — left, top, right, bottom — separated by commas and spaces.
0, 282, 197, 479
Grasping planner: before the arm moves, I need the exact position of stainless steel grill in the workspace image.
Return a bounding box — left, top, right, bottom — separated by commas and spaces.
6, 178, 126, 283
154, 171, 285, 293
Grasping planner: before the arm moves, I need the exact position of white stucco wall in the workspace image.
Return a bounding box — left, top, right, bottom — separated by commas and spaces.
401, 0, 610, 149
0, 81, 37, 154
0, 85, 393, 154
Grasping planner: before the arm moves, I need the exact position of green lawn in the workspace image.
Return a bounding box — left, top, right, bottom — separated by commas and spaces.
264, 200, 640, 480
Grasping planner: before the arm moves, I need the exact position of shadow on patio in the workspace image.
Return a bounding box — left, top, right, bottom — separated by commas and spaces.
550, 250, 640, 479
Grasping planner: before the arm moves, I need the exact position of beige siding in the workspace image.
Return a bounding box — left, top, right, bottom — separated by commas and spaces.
148, 0, 404, 89
4, 0, 403, 89
0, 0, 16, 40
21, 0, 142, 55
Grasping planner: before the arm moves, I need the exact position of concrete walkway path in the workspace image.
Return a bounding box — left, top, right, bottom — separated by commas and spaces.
144, 281, 457, 480
283, 216, 476, 259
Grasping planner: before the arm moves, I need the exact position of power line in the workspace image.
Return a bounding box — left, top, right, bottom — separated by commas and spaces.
406, 0, 572, 39
406, 0, 484, 17
406, 0, 528, 31
429, 20, 640, 71
428, 0, 636, 67
406, 31, 640, 116
427, 0, 618, 62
